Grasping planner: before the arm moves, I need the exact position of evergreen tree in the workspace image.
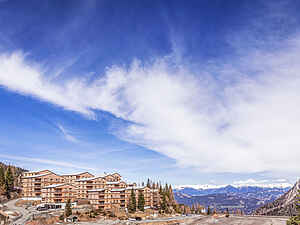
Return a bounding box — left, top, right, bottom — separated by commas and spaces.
165, 183, 169, 196
225, 208, 230, 217
207, 206, 211, 215
168, 184, 174, 201
191, 205, 195, 214
146, 178, 151, 188
161, 194, 167, 212
159, 183, 163, 195
137, 191, 145, 211
3, 166, 14, 198
5, 166, 14, 191
65, 199, 72, 217
0, 167, 5, 188
128, 189, 136, 213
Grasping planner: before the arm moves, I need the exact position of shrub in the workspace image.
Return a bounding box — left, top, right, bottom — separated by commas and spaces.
59, 214, 64, 221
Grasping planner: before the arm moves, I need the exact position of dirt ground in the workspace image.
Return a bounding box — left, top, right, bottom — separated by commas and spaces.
67, 216, 288, 225
186, 216, 288, 225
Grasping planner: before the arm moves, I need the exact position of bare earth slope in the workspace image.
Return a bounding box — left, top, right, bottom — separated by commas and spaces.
254, 180, 300, 216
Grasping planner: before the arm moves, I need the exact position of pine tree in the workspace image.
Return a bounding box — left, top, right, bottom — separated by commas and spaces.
159, 183, 163, 195
165, 183, 169, 196
225, 208, 229, 217
207, 206, 211, 215
5, 166, 14, 191
128, 189, 136, 213
65, 199, 72, 217
137, 191, 145, 212
191, 205, 195, 214
146, 178, 151, 188
168, 184, 174, 202
161, 193, 167, 212
4, 166, 14, 198
0, 167, 5, 187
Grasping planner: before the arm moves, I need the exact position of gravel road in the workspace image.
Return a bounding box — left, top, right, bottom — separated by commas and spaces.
4, 198, 35, 225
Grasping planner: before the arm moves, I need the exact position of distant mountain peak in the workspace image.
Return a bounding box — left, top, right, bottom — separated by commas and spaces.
174, 181, 292, 215
175, 181, 293, 190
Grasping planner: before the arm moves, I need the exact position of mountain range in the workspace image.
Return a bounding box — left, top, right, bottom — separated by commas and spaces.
174, 183, 292, 214
254, 179, 300, 216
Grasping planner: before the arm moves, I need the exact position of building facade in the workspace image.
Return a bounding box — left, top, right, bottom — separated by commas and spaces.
21, 170, 160, 211
41, 183, 77, 203
22, 171, 65, 198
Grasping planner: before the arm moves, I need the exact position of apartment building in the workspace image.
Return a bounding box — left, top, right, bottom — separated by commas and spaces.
61, 172, 94, 185
21, 170, 160, 211
41, 183, 77, 203
22, 171, 66, 198
76, 176, 106, 199
76, 173, 123, 199
88, 188, 127, 210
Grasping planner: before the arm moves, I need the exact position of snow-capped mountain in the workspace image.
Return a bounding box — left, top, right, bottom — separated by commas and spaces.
254, 179, 300, 216
173, 180, 292, 214
175, 179, 292, 190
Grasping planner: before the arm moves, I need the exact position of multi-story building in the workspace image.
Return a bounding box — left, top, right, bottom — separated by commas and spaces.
21, 170, 160, 211
75, 175, 107, 199
76, 173, 124, 199
22, 170, 65, 198
61, 172, 94, 185
41, 183, 77, 203
88, 188, 127, 210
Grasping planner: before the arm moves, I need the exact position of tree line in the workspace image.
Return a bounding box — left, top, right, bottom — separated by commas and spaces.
127, 178, 199, 215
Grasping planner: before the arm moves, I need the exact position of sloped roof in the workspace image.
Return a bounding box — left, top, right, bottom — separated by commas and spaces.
61, 172, 94, 176
111, 188, 126, 192
87, 188, 105, 192
22, 172, 52, 178
43, 183, 77, 189
75, 174, 105, 182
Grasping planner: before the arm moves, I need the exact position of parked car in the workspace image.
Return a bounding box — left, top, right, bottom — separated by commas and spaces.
135, 216, 142, 221
36, 204, 49, 211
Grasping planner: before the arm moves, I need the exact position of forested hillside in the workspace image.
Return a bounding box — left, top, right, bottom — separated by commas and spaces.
254, 179, 300, 216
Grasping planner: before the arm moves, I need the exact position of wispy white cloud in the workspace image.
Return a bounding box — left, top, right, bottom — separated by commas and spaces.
2, 35, 300, 175
56, 123, 78, 143
0, 153, 95, 171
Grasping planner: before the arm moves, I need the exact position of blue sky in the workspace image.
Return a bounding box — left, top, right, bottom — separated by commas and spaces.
1, 0, 300, 186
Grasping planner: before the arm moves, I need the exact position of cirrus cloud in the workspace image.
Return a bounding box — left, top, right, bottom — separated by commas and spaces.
1, 37, 300, 174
